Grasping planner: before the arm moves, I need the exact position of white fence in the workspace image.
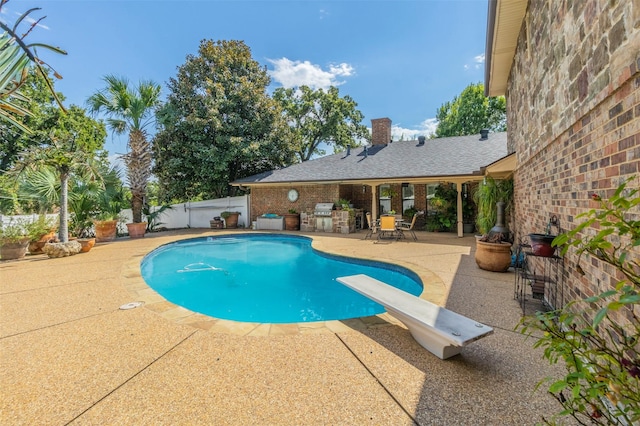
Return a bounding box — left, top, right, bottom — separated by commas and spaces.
0, 213, 59, 229
118, 195, 250, 230
1, 195, 250, 232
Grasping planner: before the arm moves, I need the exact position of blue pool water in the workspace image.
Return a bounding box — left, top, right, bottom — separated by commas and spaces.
141, 234, 422, 323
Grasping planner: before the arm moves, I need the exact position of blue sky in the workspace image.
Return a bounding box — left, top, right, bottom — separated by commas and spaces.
6, 0, 489, 157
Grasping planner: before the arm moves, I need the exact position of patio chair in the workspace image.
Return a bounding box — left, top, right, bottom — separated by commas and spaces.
397, 211, 423, 241
364, 212, 378, 239
377, 215, 399, 241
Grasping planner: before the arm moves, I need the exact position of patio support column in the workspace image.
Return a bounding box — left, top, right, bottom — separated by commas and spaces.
456, 182, 463, 237
370, 185, 378, 222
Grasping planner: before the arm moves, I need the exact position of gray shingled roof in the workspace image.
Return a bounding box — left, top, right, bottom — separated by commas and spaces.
234, 132, 507, 184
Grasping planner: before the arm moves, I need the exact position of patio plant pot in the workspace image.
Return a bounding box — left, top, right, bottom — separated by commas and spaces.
475, 240, 512, 272
528, 233, 556, 257
78, 238, 96, 253
94, 220, 118, 243
284, 213, 300, 231
222, 212, 240, 229
126, 222, 147, 239
28, 231, 57, 254
1, 239, 30, 260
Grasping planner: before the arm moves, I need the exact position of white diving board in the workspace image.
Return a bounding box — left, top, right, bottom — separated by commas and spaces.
337, 274, 493, 359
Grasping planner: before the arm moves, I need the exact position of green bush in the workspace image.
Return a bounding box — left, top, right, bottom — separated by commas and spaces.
519, 177, 639, 424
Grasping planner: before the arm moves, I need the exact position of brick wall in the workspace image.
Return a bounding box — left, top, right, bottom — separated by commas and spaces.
250, 185, 341, 222
507, 0, 639, 310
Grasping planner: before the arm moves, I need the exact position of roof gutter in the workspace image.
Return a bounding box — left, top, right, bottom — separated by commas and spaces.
484, 0, 498, 97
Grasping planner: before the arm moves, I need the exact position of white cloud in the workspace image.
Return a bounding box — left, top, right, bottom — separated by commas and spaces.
390, 118, 438, 141
464, 53, 485, 70
268, 58, 355, 90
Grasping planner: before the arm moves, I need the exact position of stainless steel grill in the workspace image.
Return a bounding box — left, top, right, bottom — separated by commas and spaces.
314, 203, 334, 216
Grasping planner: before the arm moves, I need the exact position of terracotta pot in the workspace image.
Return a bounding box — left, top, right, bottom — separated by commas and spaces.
28, 231, 57, 254
1, 238, 30, 260
283, 213, 300, 231
126, 222, 147, 239
94, 220, 118, 242
223, 213, 240, 229
78, 238, 96, 253
475, 240, 513, 272
529, 233, 556, 257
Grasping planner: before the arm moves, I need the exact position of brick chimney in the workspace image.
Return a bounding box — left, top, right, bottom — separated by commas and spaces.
371, 118, 391, 146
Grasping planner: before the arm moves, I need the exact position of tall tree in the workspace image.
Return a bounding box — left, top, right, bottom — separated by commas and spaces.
273, 85, 369, 162
11, 105, 107, 241
153, 39, 294, 202
87, 75, 161, 223
434, 82, 506, 138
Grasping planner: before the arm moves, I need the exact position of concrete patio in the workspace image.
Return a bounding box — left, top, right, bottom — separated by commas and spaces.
1, 229, 566, 425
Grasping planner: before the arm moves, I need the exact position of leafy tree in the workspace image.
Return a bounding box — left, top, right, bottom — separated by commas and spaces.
272, 85, 369, 162
11, 105, 107, 242
87, 75, 161, 223
153, 39, 294, 202
434, 82, 506, 138
0, 70, 66, 172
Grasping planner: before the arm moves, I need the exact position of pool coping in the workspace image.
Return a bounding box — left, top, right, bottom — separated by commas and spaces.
121, 231, 447, 336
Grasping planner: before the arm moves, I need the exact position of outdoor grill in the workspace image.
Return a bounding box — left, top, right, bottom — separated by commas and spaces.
313, 203, 335, 216
314, 203, 334, 232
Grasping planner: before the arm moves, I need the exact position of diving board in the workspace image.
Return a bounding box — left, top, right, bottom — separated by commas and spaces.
337, 274, 493, 359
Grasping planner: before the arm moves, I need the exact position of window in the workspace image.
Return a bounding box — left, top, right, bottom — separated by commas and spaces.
402, 184, 414, 215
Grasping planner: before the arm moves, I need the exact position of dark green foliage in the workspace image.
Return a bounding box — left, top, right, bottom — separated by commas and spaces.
273, 85, 370, 162
153, 40, 295, 202
434, 82, 506, 138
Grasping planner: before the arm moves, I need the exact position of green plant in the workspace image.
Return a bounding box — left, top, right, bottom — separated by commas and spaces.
519, 177, 639, 424
24, 215, 56, 240
474, 177, 513, 235
0, 219, 29, 243
288, 208, 298, 214
221, 211, 240, 219
143, 204, 172, 232
337, 198, 350, 207
403, 206, 418, 220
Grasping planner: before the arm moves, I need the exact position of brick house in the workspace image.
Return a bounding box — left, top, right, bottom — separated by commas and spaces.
233, 118, 509, 236
484, 0, 639, 306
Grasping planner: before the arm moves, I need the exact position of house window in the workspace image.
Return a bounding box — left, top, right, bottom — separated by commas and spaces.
379, 184, 392, 214
402, 184, 414, 215
426, 183, 438, 214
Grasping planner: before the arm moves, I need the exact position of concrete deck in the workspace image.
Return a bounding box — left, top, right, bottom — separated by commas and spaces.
1, 229, 566, 425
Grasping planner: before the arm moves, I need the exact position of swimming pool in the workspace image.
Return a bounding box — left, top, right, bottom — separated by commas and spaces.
141, 234, 422, 323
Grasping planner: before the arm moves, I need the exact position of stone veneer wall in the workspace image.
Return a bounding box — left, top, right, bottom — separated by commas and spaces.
506, 0, 639, 307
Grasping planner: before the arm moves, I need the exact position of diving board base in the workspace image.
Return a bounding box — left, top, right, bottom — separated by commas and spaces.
337, 274, 493, 359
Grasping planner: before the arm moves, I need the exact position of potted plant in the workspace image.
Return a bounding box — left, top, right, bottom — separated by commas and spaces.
221, 211, 241, 229
25, 215, 58, 254
472, 177, 514, 271
1, 220, 31, 260
284, 209, 300, 231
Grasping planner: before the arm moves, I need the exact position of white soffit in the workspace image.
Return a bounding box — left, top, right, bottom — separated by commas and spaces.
487, 0, 528, 97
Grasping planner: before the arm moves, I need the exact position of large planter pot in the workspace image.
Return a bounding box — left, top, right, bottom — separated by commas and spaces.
475, 240, 513, 272
223, 213, 240, 229
529, 233, 557, 257
1, 238, 30, 260
463, 223, 475, 234
28, 231, 57, 254
283, 213, 300, 231
126, 222, 147, 239
94, 220, 118, 243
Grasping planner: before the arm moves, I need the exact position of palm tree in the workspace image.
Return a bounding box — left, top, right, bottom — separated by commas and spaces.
13, 134, 100, 242
87, 75, 161, 223
0, 1, 66, 133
